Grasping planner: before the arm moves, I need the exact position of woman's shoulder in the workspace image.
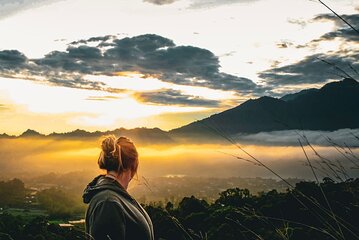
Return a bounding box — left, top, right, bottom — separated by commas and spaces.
90, 188, 126, 205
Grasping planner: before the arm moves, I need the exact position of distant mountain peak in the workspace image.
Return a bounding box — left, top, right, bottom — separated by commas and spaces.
7, 127, 175, 145
257, 96, 281, 103
70, 129, 90, 134
170, 78, 359, 139
342, 77, 358, 84
281, 88, 319, 102
20, 129, 43, 137
281, 78, 358, 102
322, 78, 358, 90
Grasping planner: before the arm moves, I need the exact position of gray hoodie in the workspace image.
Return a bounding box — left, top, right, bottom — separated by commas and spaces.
83, 175, 154, 240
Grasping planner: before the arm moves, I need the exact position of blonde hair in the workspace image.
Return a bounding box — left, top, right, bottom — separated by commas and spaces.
98, 135, 139, 176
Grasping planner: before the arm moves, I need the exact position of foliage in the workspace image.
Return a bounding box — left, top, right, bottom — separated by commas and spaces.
0, 179, 26, 207
37, 188, 86, 219
0, 214, 84, 240
145, 179, 359, 240
0, 178, 358, 240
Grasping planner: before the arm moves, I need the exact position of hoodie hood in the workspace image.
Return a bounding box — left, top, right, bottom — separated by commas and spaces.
82, 174, 134, 204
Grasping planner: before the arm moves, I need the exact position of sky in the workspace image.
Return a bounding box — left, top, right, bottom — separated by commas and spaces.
0, 0, 358, 135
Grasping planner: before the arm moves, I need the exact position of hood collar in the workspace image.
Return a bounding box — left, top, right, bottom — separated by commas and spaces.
82, 174, 134, 204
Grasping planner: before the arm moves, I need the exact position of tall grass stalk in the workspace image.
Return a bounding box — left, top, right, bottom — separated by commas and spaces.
316, 0, 359, 35
234, 209, 340, 240
199, 119, 359, 240
299, 139, 344, 239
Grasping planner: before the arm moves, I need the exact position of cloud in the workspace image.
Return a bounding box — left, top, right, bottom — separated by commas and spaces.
290, 12, 359, 53
69, 35, 116, 45
143, 0, 179, 5
85, 96, 120, 101
0, 49, 107, 91
259, 52, 359, 86
311, 13, 359, 43
317, 28, 359, 43
34, 46, 103, 74
0, 34, 261, 94
0, 0, 62, 19
46, 74, 107, 90
134, 88, 220, 107
287, 18, 307, 28
142, 0, 258, 8
235, 128, 359, 147
313, 13, 359, 28
264, 12, 359, 88
188, 0, 258, 9
0, 50, 28, 70
296, 13, 359, 50
276, 41, 294, 49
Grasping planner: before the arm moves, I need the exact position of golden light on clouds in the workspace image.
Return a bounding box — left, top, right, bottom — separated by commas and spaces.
87, 73, 235, 101
87, 74, 168, 91
113, 71, 144, 77
0, 76, 222, 134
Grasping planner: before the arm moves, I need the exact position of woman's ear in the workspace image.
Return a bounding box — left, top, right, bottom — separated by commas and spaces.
123, 169, 133, 181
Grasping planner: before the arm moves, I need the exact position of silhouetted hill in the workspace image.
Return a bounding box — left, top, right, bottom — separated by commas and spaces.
280, 88, 319, 101
3, 127, 173, 145
0, 133, 13, 138
0, 127, 174, 145
2, 79, 358, 143
49, 127, 174, 144
19, 129, 44, 138
170, 78, 359, 139
49, 129, 100, 138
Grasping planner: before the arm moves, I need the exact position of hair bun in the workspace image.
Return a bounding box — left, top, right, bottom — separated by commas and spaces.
101, 135, 116, 157
98, 135, 121, 171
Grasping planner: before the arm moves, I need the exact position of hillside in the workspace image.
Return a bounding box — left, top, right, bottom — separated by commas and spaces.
169, 78, 359, 139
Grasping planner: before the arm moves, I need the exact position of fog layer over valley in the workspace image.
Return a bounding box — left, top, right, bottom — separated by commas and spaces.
236, 128, 359, 146
1, 134, 358, 181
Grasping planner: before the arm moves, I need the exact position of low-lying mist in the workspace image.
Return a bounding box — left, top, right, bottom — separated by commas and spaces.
1, 135, 358, 181
235, 128, 359, 147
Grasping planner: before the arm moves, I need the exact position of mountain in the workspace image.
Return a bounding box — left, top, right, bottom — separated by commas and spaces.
49, 129, 101, 138
0, 133, 12, 138
169, 78, 359, 140
49, 127, 174, 144
280, 88, 319, 102
0, 127, 174, 145
19, 129, 44, 138
3, 78, 358, 144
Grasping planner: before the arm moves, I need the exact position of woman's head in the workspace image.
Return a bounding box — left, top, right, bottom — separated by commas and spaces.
98, 135, 139, 178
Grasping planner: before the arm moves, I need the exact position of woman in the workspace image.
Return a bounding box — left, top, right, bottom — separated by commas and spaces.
83, 135, 154, 240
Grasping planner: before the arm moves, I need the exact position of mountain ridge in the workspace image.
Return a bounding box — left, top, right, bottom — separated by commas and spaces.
1, 78, 358, 142
169, 78, 359, 139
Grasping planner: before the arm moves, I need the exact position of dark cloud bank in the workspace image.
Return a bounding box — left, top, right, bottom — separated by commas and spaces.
312, 13, 359, 42
259, 53, 359, 86
260, 12, 359, 88
0, 34, 262, 106
134, 88, 220, 107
